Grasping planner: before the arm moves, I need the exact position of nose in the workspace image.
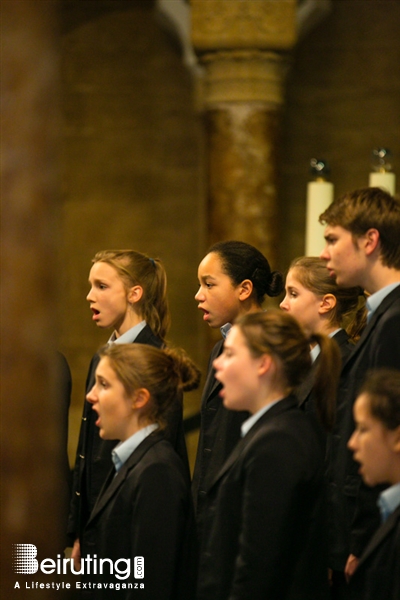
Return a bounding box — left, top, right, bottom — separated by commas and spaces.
86, 384, 97, 404
195, 286, 204, 302
319, 246, 329, 261
347, 430, 357, 451
280, 296, 289, 311
86, 287, 95, 302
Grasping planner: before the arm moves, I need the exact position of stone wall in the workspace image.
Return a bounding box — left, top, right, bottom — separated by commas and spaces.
59, 0, 400, 468
279, 0, 400, 269
59, 0, 204, 468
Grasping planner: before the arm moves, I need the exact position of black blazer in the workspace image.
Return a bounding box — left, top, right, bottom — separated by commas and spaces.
349, 504, 400, 600
81, 432, 197, 600
326, 286, 400, 567
191, 339, 249, 540
197, 396, 330, 600
68, 324, 189, 543
296, 328, 353, 412
296, 329, 353, 449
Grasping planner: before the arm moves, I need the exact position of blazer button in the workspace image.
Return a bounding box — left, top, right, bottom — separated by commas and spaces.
79, 455, 84, 459
82, 417, 87, 421
203, 448, 211, 454
75, 491, 80, 496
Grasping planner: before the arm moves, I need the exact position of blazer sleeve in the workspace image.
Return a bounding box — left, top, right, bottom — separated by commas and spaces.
127, 459, 192, 600
67, 353, 99, 543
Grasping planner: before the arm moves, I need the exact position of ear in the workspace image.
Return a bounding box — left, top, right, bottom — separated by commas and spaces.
391, 425, 400, 453
131, 388, 151, 410
362, 228, 380, 257
318, 293, 337, 315
238, 279, 254, 301
257, 353, 273, 377
127, 285, 143, 305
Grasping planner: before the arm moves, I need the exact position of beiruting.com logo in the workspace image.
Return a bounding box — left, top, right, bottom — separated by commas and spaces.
12, 544, 145, 592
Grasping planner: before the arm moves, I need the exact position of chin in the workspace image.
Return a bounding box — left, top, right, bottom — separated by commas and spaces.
223, 397, 244, 412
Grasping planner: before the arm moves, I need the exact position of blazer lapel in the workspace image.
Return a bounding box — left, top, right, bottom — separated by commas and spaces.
87, 432, 162, 525
202, 340, 224, 405
208, 396, 298, 492
135, 324, 163, 348
356, 504, 400, 569
342, 286, 400, 371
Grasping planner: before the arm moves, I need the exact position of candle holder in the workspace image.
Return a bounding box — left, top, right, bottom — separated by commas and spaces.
369, 148, 396, 195
310, 158, 330, 181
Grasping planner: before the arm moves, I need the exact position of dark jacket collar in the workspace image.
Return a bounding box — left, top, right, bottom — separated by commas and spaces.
342, 285, 400, 371
208, 395, 298, 492
86, 431, 163, 525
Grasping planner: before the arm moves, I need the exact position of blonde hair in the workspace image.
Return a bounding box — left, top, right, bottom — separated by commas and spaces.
93, 249, 170, 342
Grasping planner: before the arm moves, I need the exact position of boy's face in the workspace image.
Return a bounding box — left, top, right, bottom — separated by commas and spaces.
320, 225, 367, 288
348, 393, 399, 487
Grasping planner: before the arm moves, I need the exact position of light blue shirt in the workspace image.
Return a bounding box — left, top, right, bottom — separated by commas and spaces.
366, 283, 400, 322
310, 328, 342, 362
108, 320, 147, 344
111, 423, 159, 473
220, 323, 232, 340
377, 482, 400, 522
241, 399, 282, 438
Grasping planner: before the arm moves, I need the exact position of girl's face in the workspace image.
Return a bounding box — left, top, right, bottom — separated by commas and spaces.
87, 261, 133, 335
280, 268, 323, 336
213, 325, 263, 414
195, 252, 243, 328
348, 393, 399, 487
86, 357, 134, 442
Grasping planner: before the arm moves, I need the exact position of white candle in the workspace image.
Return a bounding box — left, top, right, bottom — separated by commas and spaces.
369, 171, 396, 195
305, 179, 334, 256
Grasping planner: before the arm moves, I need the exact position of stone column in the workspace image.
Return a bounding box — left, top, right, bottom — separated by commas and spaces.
191, 0, 296, 267
1, 1, 67, 597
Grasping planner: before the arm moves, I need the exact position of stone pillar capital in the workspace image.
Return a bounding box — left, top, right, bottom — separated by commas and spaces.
191, 0, 297, 53
199, 49, 288, 107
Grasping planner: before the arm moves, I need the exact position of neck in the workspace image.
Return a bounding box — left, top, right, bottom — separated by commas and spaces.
115, 312, 144, 338
121, 416, 154, 442
361, 262, 400, 295
251, 386, 288, 415
238, 299, 263, 318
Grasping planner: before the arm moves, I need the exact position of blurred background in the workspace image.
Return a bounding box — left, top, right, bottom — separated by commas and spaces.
1, 1, 399, 595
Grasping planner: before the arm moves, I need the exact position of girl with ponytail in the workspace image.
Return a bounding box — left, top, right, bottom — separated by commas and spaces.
69, 250, 188, 569
197, 310, 340, 599
280, 256, 366, 429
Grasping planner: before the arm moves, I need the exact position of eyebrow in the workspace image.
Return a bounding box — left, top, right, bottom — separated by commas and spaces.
199, 274, 217, 282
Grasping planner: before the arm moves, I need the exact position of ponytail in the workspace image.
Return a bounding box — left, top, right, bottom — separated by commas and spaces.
309, 333, 342, 431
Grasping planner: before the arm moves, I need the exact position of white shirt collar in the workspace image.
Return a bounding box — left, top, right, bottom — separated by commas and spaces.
108, 320, 147, 344
241, 399, 282, 438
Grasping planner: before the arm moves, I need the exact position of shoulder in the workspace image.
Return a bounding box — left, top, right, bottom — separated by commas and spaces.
135, 325, 163, 348
243, 401, 321, 459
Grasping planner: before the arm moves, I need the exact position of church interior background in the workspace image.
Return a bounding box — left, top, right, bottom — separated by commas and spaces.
1, 1, 399, 594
